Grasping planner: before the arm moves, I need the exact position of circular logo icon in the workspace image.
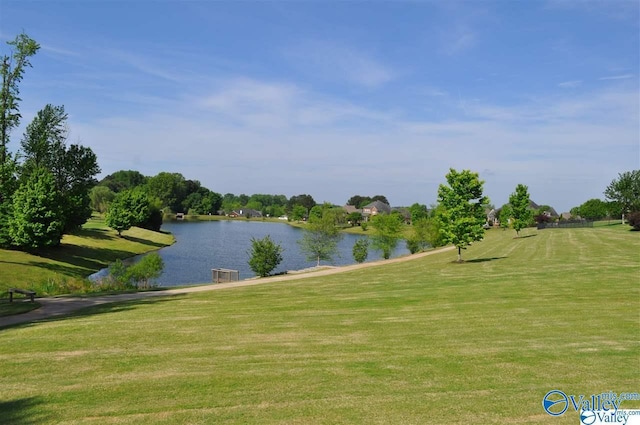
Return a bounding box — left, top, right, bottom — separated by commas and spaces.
543, 390, 569, 416
581, 410, 596, 425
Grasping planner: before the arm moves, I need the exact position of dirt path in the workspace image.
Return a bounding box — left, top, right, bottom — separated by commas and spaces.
0, 246, 455, 328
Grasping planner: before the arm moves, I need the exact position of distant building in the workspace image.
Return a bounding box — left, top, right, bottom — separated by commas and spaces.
362, 200, 391, 220
229, 209, 263, 218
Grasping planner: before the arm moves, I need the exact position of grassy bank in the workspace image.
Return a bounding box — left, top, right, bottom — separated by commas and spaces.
0, 226, 637, 423
0, 216, 174, 296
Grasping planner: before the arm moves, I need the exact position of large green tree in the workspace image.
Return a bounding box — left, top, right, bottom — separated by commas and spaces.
298, 207, 343, 266
437, 168, 490, 262
508, 184, 533, 237
604, 170, 640, 222
409, 203, 429, 223
20, 104, 100, 232
99, 170, 147, 193
145, 172, 187, 212
105, 189, 151, 236
370, 213, 403, 259
574, 198, 609, 220
0, 33, 39, 246
9, 168, 64, 248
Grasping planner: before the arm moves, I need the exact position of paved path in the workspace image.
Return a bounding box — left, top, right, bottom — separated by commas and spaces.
0, 246, 455, 328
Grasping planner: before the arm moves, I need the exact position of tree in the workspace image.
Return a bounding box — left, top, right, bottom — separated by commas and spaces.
105, 189, 150, 236
298, 208, 343, 266
627, 211, 640, 231
287, 194, 316, 212
9, 168, 64, 248
604, 170, 640, 222
99, 170, 147, 193
247, 235, 283, 277
406, 217, 436, 254
370, 213, 403, 259
346, 195, 370, 208
437, 168, 490, 262
145, 172, 187, 212
90, 185, 116, 213
126, 253, 164, 289
291, 205, 307, 221
498, 204, 512, 230
409, 203, 428, 223
508, 184, 533, 237
352, 238, 369, 263
347, 211, 362, 226
0, 33, 39, 245
574, 198, 609, 220
1, 33, 40, 164
19, 104, 100, 232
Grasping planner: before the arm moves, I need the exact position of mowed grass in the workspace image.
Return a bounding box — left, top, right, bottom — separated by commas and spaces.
0, 216, 174, 295
0, 226, 638, 424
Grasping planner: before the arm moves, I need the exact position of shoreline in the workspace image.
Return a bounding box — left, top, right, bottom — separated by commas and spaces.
0, 245, 455, 328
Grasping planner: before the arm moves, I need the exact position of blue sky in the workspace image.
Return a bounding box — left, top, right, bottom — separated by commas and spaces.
1, 0, 638, 212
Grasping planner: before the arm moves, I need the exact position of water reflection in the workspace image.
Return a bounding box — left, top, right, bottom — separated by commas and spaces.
92, 220, 409, 286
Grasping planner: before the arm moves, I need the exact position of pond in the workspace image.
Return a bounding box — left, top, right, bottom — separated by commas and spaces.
92, 220, 410, 286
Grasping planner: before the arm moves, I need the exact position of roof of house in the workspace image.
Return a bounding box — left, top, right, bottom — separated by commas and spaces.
343, 205, 362, 214
362, 200, 392, 215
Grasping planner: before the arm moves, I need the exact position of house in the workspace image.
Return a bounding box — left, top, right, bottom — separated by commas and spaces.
362, 200, 391, 220
342, 205, 362, 215
229, 209, 263, 219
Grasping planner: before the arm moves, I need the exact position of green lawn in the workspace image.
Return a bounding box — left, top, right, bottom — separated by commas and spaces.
0, 216, 174, 296
0, 226, 637, 424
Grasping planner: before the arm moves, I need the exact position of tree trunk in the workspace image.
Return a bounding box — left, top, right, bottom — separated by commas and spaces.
457, 246, 462, 262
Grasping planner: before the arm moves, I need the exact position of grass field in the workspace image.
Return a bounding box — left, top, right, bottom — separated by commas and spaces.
0, 216, 174, 296
0, 225, 637, 424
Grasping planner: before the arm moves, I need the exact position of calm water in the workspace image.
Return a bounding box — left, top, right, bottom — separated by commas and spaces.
92, 220, 409, 286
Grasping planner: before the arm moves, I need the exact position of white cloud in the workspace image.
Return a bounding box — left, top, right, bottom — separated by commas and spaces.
558, 80, 582, 88
284, 40, 395, 88
68, 73, 638, 212
598, 74, 635, 81
440, 25, 477, 55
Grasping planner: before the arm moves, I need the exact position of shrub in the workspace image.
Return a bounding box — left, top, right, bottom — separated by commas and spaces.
352, 239, 369, 263
628, 211, 640, 230
248, 235, 283, 277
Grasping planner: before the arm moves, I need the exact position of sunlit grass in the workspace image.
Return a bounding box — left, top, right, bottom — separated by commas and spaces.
0, 226, 637, 424
0, 216, 174, 295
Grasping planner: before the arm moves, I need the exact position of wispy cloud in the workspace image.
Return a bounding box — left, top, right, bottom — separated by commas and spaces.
558, 80, 582, 88
598, 74, 634, 81
284, 40, 395, 88
443, 26, 477, 55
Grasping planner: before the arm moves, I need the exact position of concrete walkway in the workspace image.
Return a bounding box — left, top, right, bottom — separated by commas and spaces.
0, 246, 455, 328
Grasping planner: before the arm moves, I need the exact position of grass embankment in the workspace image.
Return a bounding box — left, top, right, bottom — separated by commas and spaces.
0, 226, 638, 424
0, 216, 174, 297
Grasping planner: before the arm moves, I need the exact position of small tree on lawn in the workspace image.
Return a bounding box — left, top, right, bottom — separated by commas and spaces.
298, 208, 343, 267
352, 238, 369, 263
499, 204, 512, 230
437, 168, 490, 262
248, 235, 283, 277
508, 183, 533, 237
370, 213, 403, 259
406, 217, 435, 254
